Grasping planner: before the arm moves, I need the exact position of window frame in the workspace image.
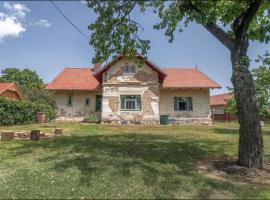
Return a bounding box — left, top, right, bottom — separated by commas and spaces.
67, 94, 73, 107
123, 64, 136, 76
120, 95, 141, 111
174, 97, 193, 111
85, 97, 90, 107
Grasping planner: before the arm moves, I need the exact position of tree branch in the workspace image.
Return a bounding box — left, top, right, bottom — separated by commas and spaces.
183, 0, 234, 50
233, 0, 263, 37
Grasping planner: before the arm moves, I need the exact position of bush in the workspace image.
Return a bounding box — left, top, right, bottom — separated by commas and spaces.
85, 112, 101, 123
0, 98, 56, 126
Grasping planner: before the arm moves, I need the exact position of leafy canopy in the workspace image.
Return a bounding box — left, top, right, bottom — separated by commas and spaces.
87, 0, 270, 62
0, 68, 44, 89
0, 67, 55, 107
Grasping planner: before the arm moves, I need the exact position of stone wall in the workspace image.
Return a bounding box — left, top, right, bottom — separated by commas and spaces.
159, 89, 212, 124
54, 90, 101, 121
101, 58, 160, 124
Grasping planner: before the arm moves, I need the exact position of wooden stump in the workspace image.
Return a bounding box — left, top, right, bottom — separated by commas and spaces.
1, 131, 14, 141
54, 128, 62, 135
30, 130, 40, 140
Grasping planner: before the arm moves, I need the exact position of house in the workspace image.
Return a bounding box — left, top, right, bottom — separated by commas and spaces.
210, 92, 237, 121
0, 82, 21, 100
46, 55, 221, 124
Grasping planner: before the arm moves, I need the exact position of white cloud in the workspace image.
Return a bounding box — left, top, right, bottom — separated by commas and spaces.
0, 12, 25, 41
0, 2, 51, 41
3, 2, 30, 18
35, 19, 51, 28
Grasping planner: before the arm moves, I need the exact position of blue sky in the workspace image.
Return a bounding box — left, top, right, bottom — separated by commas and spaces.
0, 1, 269, 95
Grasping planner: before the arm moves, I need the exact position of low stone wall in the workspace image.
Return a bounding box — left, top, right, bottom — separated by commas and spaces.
168, 116, 212, 125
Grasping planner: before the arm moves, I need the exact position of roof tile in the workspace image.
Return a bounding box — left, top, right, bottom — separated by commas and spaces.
162, 68, 221, 88
45, 68, 100, 90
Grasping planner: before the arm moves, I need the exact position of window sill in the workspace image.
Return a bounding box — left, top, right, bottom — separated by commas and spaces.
120, 109, 141, 112
174, 110, 193, 112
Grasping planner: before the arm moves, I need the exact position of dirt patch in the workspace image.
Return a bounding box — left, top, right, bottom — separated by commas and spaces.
195, 157, 270, 186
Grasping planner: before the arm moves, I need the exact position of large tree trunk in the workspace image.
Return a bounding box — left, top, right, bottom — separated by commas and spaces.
231, 36, 263, 168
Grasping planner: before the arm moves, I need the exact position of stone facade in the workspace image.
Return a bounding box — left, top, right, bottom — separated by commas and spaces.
54, 90, 101, 121
159, 89, 212, 124
101, 58, 160, 124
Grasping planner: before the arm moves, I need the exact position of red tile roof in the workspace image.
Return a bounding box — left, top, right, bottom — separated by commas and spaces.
45, 68, 100, 90
46, 67, 221, 90
210, 93, 234, 106
0, 82, 21, 98
162, 68, 221, 88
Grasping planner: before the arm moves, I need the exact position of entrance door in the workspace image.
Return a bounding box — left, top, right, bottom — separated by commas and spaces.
95, 95, 102, 112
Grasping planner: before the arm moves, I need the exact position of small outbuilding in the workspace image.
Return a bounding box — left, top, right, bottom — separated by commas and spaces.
0, 82, 22, 100
210, 92, 237, 121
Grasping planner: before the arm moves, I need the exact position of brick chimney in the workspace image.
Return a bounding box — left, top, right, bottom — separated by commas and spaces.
93, 63, 101, 72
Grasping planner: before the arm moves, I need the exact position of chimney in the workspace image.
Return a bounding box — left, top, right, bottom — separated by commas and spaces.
93, 63, 101, 72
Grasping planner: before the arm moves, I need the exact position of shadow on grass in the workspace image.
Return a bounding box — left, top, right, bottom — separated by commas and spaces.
214, 127, 270, 136
4, 133, 265, 198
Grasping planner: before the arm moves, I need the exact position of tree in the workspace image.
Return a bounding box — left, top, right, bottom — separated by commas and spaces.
0, 68, 55, 108
87, 0, 270, 168
225, 51, 270, 118
0, 68, 44, 89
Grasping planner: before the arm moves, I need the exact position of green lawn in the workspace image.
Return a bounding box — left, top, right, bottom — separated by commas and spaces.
0, 122, 269, 199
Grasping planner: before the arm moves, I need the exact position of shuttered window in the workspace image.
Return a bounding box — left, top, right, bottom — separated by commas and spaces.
120, 95, 141, 111
174, 97, 193, 111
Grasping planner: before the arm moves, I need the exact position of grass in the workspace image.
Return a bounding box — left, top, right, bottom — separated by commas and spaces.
0, 122, 269, 199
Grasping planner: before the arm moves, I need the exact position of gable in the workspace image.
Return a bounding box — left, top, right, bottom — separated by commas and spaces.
0, 83, 21, 99
103, 57, 160, 84
94, 55, 166, 82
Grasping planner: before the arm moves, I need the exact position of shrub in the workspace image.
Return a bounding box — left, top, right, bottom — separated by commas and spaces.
85, 112, 101, 123
0, 98, 56, 126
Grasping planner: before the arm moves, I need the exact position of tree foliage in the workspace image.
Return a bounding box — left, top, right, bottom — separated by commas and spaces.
87, 0, 270, 62
0, 68, 43, 89
0, 68, 55, 108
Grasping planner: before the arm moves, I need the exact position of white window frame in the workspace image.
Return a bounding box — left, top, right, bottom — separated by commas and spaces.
120, 95, 141, 111
174, 97, 193, 111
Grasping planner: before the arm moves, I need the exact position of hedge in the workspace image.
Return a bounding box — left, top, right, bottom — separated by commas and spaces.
0, 97, 56, 126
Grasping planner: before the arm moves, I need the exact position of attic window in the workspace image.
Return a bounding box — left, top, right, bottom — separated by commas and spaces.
123, 65, 136, 75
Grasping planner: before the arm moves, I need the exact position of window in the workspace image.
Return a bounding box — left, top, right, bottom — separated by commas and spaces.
120, 95, 141, 111
67, 95, 73, 106
174, 97, 193, 111
123, 65, 136, 75
85, 97, 90, 107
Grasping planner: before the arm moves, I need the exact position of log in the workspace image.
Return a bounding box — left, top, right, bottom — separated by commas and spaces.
30, 130, 40, 140
1, 131, 14, 141
54, 128, 62, 135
